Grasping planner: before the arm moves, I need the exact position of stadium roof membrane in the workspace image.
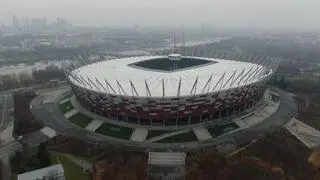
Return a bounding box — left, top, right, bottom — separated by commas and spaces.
70, 56, 270, 98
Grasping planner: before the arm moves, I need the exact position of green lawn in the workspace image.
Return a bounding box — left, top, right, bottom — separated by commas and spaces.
60, 100, 74, 114
95, 123, 134, 139
146, 130, 174, 139
69, 113, 93, 128
155, 131, 198, 143
50, 155, 88, 180
208, 122, 239, 138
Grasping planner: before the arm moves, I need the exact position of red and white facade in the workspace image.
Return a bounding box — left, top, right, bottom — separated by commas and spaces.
65, 54, 277, 127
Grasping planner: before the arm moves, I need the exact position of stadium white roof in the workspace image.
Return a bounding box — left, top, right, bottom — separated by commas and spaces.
69, 56, 272, 98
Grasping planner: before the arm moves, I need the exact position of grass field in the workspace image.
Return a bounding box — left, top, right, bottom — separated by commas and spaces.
208, 122, 239, 137
60, 100, 74, 114
69, 113, 93, 128
155, 131, 198, 143
146, 130, 174, 139
95, 122, 134, 139
50, 155, 88, 180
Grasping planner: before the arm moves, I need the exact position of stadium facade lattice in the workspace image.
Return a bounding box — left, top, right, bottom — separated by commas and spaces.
64, 51, 278, 127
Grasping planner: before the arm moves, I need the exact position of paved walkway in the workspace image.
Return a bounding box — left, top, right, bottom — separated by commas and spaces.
85, 119, 103, 132
233, 117, 250, 128
148, 129, 191, 143
284, 118, 320, 148
59, 98, 71, 105
64, 109, 78, 118
193, 126, 212, 141
235, 100, 280, 127
40, 126, 57, 138
130, 127, 148, 142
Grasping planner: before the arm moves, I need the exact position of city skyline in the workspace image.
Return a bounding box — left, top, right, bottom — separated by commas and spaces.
1, 0, 320, 31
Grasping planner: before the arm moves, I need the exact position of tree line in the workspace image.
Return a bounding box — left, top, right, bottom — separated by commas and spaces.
12, 90, 44, 136
0, 65, 65, 91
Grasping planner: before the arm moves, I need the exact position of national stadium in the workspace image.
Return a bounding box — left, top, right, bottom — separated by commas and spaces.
65, 53, 276, 127
31, 48, 296, 150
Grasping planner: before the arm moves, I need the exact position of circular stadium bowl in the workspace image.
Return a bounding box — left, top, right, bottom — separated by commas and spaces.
66, 54, 275, 127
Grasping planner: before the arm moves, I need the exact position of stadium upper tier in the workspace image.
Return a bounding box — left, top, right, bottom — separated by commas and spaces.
68, 55, 272, 98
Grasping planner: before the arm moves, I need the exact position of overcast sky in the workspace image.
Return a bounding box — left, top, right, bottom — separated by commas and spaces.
1, 0, 320, 30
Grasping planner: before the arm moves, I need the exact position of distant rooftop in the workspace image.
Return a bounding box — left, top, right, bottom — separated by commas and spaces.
18, 164, 65, 180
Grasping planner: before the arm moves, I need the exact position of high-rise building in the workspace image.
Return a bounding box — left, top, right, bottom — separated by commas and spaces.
12, 16, 20, 30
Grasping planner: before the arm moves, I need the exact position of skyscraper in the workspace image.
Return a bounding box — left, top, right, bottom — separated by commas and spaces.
12, 16, 20, 30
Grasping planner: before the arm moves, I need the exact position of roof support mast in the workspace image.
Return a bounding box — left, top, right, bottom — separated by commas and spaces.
177, 77, 182, 97
201, 74, 213, 93
145, 80, 152, 97
130, 80, 139, 97
190, 76, 199, 95
162, 79, 165, 98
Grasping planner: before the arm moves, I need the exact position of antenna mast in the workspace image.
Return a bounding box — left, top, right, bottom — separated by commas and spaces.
172, 32, 176, 54
182, 32, 185, 56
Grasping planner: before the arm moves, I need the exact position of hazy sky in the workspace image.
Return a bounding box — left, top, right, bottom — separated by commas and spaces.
1, 0, 320, 30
